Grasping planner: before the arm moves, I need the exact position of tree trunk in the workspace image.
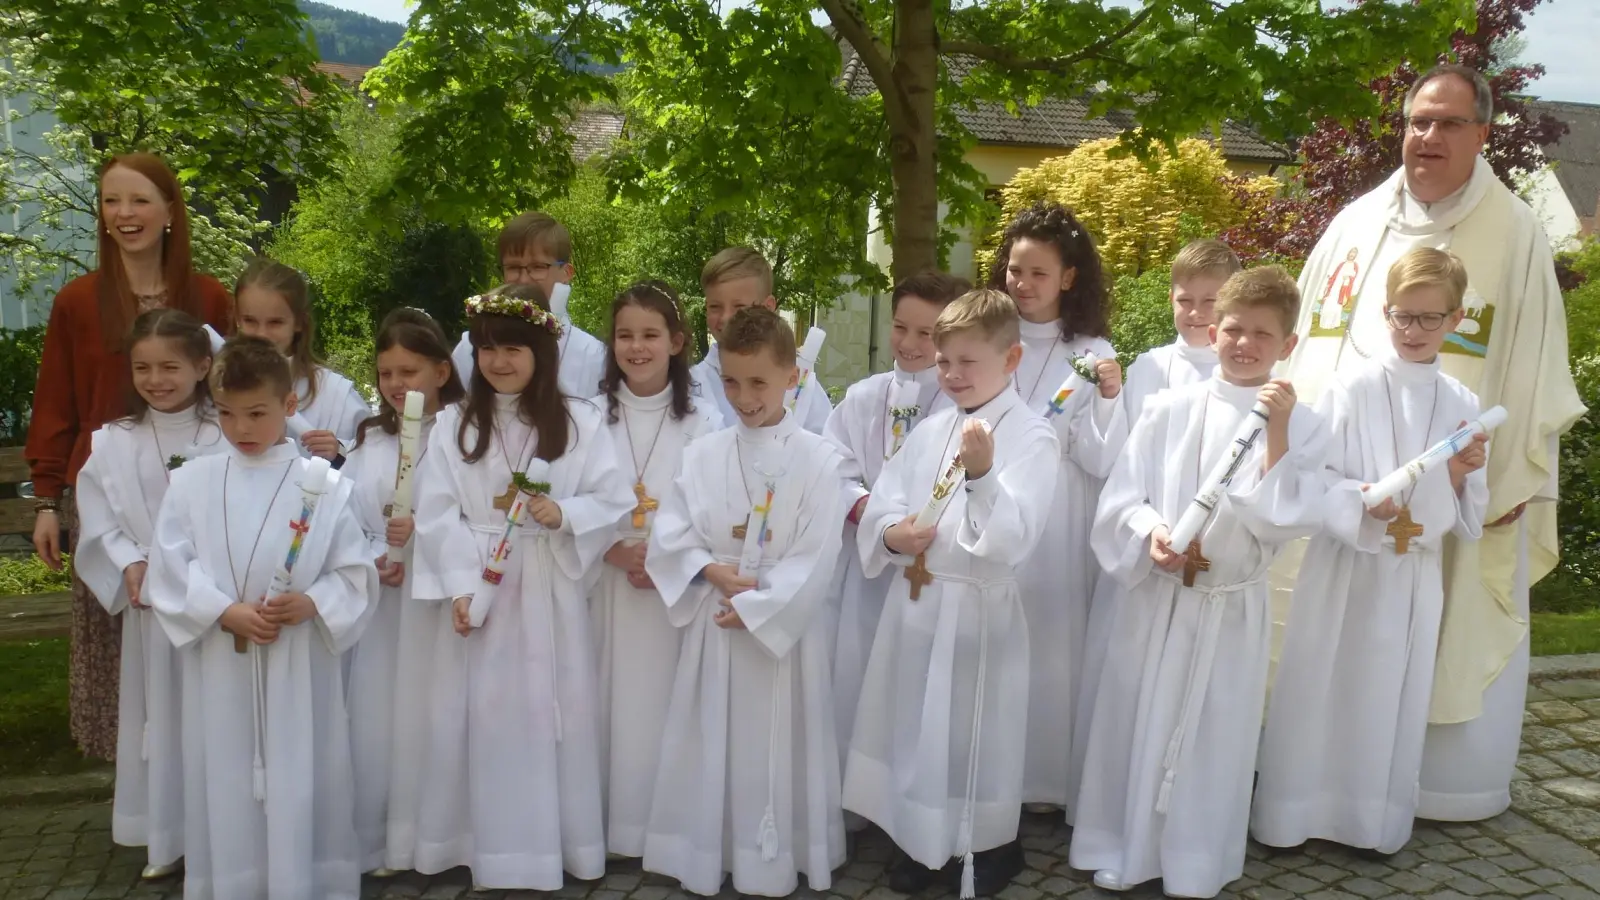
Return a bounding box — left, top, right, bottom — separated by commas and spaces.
886, 0, 940, 282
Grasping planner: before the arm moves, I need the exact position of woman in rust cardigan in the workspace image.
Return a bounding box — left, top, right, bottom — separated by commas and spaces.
25, 152, 232, 761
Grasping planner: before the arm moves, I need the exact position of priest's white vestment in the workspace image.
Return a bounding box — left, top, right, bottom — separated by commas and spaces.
642, 413, 846, 897
1069, 378, 1327, 899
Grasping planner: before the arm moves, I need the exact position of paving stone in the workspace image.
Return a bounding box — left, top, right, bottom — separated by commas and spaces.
1543, 679, 1600, 701
1521, 868, 1566, 886
1338, 878, 1393, 899
1520, 727, 1579, 751
1298, 865, 1348, 884
1487, 876, 1541, 897
1422, 843, 1475, 863
1530, 806, 1600, 842
1529, 701, 1589, 723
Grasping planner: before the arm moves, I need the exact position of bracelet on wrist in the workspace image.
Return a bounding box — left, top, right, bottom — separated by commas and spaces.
34, 499, 60, 514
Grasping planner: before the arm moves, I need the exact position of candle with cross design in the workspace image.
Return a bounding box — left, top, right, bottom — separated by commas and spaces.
469, 458, 552, 628
234, 456, 333, 653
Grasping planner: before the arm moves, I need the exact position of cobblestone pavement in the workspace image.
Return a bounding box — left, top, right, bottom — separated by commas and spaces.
8, 676, 1600, 900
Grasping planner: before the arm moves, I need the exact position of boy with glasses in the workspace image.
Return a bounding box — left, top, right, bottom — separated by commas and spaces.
1253, 248, 1490, 855
452, 212, 609, 398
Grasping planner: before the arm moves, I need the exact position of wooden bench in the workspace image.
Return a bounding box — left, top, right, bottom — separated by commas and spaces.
0, 446, 73, 640
0, 446, 34, 538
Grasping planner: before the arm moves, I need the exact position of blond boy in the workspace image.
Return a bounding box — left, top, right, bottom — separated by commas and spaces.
690, 247, 832, 432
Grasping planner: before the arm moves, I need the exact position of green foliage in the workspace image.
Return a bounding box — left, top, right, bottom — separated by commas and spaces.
1530, 610, 1600, 657
0, 1, 342, 301
1543, 238, 1600, 609
0, 637, 96, 778
268, 99, 496, 398
363, 0, 1470, 281
991, 139, 1279, 279
300, 1, 405, 66
0, 326, 45, 446
1110, 267, 1177, 367
0, 554, 73, 596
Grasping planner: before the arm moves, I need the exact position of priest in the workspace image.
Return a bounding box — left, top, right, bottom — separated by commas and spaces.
1284, 63, 1584, 822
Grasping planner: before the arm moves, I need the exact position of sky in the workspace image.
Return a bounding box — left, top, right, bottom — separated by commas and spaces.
325, 0, 1600, 105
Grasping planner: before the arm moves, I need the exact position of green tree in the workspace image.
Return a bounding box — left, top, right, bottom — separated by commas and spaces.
0, 2, 341, 296
367, 0, 1473, 286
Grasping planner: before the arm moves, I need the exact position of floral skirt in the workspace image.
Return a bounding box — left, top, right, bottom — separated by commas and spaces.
65, 492, 121, 761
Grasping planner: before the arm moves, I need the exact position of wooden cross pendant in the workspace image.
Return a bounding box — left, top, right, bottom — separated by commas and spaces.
1182, 540, 1211, 588
1387, 507, 1424, 555
631, 482, 659, 530
493, 481, 518, 512
731, 518, 771, 542
382, 503, 393, 518
905, 552, 934, 600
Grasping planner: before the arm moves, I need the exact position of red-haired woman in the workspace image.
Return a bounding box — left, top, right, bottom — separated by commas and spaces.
25, 152, 233, 760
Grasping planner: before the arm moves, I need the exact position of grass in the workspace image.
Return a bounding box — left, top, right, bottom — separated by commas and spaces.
1532, 610, 1600, 658
0, 554, 72, 596
0, 636, 99, 779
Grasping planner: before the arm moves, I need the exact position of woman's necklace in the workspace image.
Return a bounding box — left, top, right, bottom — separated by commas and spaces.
222, 458, 297, 608
621, 399, 669, 530
1382, 370, 1439, 555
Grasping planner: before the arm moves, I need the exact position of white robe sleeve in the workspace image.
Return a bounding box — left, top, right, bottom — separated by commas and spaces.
342, 445, 392, 561
645, 458, 718, 612
824, 390, 871, 510
1091, 402, 1172, 587
547, 412, 634, 585
411, 417, 483, 602
304, 484, 380, 655
148, 466, 238, 648
857, 432, 915, 578
731, 450, 845, 658
799, 375, 834, 434
1057, 339, 1129, 478
1447, 382, 1491, 541
1313, 383, 1386, 554
1122, 351, 1163, 428
1221, 405, 1331, 544
959, 421, 1061, 565
452, 332, 476, 384
73, 441, 146, 614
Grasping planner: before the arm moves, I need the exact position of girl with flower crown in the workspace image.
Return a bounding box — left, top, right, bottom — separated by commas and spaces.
589, 281, 721, 859
409, 283, 634, 891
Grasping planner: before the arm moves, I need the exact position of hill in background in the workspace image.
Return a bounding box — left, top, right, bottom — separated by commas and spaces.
301, 1, 405, 66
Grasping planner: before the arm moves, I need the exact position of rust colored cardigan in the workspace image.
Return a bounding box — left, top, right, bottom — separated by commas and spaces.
25, 271, 233, 499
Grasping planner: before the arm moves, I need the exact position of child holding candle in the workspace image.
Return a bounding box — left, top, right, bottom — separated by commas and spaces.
988, 202, 1126, 814
590, 281, 721, 858
1252, 248, 1489, 855
341, 308, 465, 875
642, 306, 847, 896
823, 270, 969, 769
409, 284, 633, 891
145, 336, 377, 899
1069, 267, 1328, 898
843, 289, 1059, 898
75, 309, 225, 881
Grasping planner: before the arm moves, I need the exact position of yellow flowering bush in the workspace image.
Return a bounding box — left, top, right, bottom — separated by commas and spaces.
981, 138, 1279, 279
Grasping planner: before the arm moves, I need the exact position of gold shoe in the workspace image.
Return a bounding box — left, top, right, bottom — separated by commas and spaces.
142, 860, 183, 880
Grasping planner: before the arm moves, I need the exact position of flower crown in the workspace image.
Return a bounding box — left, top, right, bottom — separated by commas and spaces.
464, 293, 564, 336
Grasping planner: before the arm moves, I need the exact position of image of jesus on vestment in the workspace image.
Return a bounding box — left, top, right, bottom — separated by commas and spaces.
1315, 248, 1361, 331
